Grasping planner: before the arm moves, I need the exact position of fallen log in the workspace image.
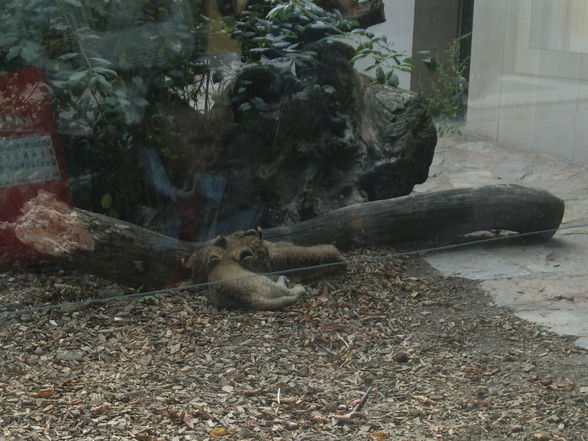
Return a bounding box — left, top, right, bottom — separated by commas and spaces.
2, 191, 200, 288
264, 184, 565, 247
2, 185, 564, 288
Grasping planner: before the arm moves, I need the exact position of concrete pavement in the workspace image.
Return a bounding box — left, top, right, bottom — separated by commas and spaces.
414, 134, 588, 349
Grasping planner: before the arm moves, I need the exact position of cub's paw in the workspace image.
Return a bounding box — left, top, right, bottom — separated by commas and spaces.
276, 275, 290, 289
291, 284, 307, 296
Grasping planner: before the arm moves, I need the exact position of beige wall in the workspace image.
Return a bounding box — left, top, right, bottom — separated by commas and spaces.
466, 0, 588, 165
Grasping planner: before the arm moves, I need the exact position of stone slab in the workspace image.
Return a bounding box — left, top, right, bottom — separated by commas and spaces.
423, 134, 588, 349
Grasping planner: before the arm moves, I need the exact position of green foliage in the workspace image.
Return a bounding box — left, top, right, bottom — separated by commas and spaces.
416, 33, 471, 136
228, 0, 411, 117
232, 0, 354, 67
228, 0, 358, 114
346, 29, 412, 88
231, 0, 410, 85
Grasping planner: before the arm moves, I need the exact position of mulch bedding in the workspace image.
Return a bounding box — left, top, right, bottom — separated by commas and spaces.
1, 249, 587, 441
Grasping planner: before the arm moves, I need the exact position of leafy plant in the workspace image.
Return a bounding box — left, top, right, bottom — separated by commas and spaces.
346, 29, 412, 88
231, 0, 411, 83
415, 33, 471, 136
227, 0, 411, 118
232, 0, 354, 67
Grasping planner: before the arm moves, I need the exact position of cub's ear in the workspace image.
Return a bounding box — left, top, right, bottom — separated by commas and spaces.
242, 226, 263, 240
243, 228, 259, 238
238, 248, 254, 262
213, 235, 228, 248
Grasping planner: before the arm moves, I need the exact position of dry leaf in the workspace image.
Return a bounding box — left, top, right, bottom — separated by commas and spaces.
469, 397, 489, 408
242, 389, 266, 396
533, 433, 565, 441
329, 411, 367, 422
311, 415, 328, 425
209, 427, 229, 437
165, 407, 177, 421
193, 407, 213, 419
180, 410, 194, 429
135, 436, 162, 441
346, 398, 361, 409
31, 388, 55, 398
370, 431, 390, 440
414, 395, 436, 405
358, 315, 386, 322
324, 322, 345, 331
88, 404, 110, 417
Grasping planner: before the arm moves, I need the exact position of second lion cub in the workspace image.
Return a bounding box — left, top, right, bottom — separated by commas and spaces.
207, 233, 307, 310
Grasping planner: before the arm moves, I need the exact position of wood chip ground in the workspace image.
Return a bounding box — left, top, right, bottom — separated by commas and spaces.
1, 249, 587, 441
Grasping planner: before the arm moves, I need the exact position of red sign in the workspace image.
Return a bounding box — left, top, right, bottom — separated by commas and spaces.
0, 67, 71, 260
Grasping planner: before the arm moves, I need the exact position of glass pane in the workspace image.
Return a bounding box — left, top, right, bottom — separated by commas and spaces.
1, 1, 587, 439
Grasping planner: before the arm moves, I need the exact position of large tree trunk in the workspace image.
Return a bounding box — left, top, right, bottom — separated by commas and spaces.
263, 184, 565, 247
4, 185, 564, 288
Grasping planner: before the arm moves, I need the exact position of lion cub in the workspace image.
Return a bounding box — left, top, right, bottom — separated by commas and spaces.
206, 233, 307, 310
224, 227, 347, 281
186, 245, 225, 284
187, 230, 264, 284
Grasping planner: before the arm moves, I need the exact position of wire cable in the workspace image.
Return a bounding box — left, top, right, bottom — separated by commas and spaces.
1, 221, 586, 318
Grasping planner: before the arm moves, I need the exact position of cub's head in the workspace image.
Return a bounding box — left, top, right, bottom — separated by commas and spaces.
188, 227, 268, 282
226, 233, 271, 274
187, 245, 225, 283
